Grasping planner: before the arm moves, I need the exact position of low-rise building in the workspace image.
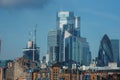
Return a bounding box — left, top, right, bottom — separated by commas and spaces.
6, 57, 38, 80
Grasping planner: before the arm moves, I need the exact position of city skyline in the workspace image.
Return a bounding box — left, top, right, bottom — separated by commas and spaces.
0, 0, 120, 60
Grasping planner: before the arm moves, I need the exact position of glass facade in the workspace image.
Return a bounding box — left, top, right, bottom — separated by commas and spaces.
57, 11, 74, 29
111, 39, 119, 63
64, 31, 90, 65
79, 38, 90, 66
23, 40, 39, 62
47, 29, 59, 64
57, 11, 80, 37
64, 31, 79, 62
97, 34, 114, 66
55, 11, 90, 66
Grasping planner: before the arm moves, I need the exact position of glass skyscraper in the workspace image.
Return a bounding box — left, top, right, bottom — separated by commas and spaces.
23, 40, 40, 62
47, 11, 91, 66
64, 31, 79, 62
55, 11, 91, 65
47, 29, 59, 64
97, 34, 114, 66
64, 31, 90, 65
80, 38, 91, 66
57, 11, 75, 30
111, 39, 119, 63
23, 28, 40, 62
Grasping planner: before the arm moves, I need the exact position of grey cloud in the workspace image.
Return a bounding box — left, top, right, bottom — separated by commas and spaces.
0, 0, 51, 9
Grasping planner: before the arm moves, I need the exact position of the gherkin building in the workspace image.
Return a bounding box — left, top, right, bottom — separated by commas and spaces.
97, 34, 114, 66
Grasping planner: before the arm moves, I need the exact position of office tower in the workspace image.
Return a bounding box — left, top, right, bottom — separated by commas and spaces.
78, 31, 90, 65
55, 11, 90, 66
57, 11, 75, 30
47, 29, 59, 64
64, 31, 90, 65
23, 40, 39, 62
23, 28, 40, 62
57, 11, 80, 37
46, 53, 49, 64
97, 34, 113, 66
111, 39, 119, 63
57, 11, 75, 62
46, 11, 90, 65
64, 31, 79, 62
79, 37, 90, 66
75, 16, 80, 37
56, 11, 81, 62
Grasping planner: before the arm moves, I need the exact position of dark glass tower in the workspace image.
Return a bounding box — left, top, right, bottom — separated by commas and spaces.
56, 11, 81, 62
111, 39, 119, 63
23, 28, 40, 62
23, 40, 39, 62
97, 34, 114, 66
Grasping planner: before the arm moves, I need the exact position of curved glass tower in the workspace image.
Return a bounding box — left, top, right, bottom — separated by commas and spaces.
97, 34, 113, 66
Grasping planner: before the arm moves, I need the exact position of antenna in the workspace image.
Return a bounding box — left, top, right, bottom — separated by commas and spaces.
33, 24, 37, 45
33, 24, 37, 62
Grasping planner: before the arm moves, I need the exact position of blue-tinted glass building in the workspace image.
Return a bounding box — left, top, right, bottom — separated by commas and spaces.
23, 40, 39, 62
64, 31, 90, 65
55, 11, 91, 66
23, 28, 40, 62
47, 11, 91, 66
97, 34, 114, 66
56, 11, 81, 62
111, 39, 119, 63
47, 29, 59, 64
57, 11, 75, 30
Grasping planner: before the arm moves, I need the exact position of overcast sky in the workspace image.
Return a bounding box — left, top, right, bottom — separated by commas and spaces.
0, 0, 120, 60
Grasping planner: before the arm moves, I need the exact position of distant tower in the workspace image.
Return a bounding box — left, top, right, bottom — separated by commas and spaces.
97, 34, 113, 66
47, 29, 59, 64
33, 26, 37, 62
23, 26, 40, 62
111, 39, 119, 63
75, 16, 80, 37
57, 11, 75, 30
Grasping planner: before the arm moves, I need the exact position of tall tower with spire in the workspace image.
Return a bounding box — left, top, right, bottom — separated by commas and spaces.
23, 26, 40, 62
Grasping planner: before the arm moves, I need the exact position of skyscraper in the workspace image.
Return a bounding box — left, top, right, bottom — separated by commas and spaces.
111, 39, 119, 63
97, 34, 114, 66
56, 11, 81, 62
64, 31, 90, 65
57, 11, 80, 37
55, 11, 90, 66
57, 11, 76, 62
47, 11, 91, 66
57, 11, 75, 30
80, 38, 91, 66
47, 29, 59, 64
75, 16, 80, 37
23, 28, 40, 62
23, 40, 40, 62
